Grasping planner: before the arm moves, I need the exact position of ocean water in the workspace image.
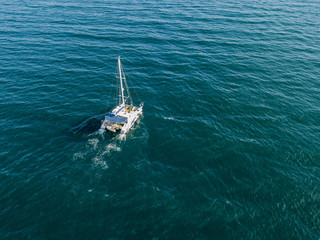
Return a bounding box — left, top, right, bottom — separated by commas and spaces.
1, 0, 320, 239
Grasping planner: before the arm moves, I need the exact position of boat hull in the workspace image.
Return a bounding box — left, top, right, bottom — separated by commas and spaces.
100, 104, 143, 134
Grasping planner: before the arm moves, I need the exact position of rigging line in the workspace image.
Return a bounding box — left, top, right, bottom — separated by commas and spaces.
121, 64, 133, 106
116, 64, 120, 106
122, 64, 142, 104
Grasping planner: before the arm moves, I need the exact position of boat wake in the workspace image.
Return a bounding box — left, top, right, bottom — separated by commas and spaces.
72, 129, 125, 170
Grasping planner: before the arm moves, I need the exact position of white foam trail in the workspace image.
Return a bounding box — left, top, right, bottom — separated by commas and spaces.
87, 138, 99, 150
164, 116, 174, 120
105, 142, 121, 153
73, 152, 85, 161
97, 128, 105, 135
92, 155, 108, 169
72, 128, 128, 170
117, 133, 126, 141
91, 140, 122, 169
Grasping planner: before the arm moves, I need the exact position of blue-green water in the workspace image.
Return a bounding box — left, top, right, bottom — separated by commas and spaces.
1, 0, 320, 239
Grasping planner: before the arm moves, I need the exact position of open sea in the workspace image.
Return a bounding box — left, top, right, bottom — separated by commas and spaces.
1, 0, 320, 239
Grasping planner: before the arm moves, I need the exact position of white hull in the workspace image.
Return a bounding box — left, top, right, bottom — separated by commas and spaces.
100, 103, 143, 134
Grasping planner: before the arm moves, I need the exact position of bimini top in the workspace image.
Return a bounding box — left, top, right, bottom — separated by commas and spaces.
106, 113, 127, 123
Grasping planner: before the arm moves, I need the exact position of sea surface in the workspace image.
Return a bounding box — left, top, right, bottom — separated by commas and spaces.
1, 0, 320, 239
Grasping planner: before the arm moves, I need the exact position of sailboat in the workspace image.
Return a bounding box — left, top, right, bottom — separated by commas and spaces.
100, 56, 143, 134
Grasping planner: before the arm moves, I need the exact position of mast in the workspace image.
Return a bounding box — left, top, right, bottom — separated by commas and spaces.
118, 56, 125, 105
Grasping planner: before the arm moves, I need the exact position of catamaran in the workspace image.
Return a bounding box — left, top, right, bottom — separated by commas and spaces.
100, 56, 143, 134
